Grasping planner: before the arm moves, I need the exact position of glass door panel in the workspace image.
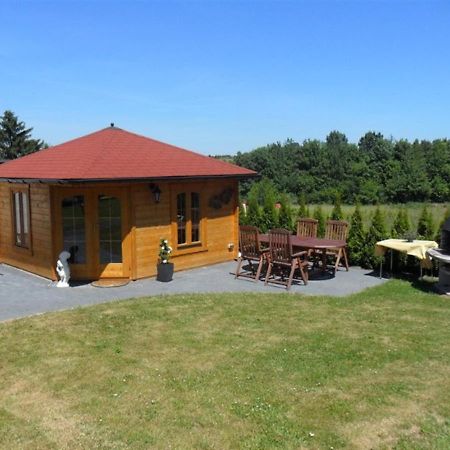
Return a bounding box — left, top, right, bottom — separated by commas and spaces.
98, 195, 122, 264
61, 195, 86, 264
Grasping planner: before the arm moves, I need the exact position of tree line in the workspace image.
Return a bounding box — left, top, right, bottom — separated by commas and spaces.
232, 131, 450, 204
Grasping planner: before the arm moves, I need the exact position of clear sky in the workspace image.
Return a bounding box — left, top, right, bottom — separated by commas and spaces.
1, 0, 449, 155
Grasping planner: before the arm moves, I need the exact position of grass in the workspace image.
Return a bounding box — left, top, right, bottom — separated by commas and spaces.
1, 282, 450, 449
305, 203, 449, 231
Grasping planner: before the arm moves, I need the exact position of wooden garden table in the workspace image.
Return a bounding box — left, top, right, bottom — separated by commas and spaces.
259, 234, 348, 272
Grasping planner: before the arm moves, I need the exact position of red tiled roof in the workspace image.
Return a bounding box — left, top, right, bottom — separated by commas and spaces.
0, 127, 257, 181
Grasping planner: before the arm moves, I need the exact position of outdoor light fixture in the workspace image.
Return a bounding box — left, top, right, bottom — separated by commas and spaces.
149, 183, 162, 203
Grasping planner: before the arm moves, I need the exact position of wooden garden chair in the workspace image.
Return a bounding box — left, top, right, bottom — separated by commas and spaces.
324, 220, 349, 272
297, 218, 318, 238
235, 225, 269, 282
264, 228, 309, 290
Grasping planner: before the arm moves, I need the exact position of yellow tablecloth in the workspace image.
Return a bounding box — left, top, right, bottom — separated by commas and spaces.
375, 239, 438, 268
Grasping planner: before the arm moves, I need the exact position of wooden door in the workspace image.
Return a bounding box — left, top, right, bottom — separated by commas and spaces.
94, 188, 131, 279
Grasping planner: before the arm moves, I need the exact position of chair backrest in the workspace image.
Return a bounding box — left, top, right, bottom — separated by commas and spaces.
268, 228, 292, 264
325, 220, 349, 241
239, 225, 261, 259
297, 218, 318, 238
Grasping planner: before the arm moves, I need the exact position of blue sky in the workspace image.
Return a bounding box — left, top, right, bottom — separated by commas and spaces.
1, 0, 449, 154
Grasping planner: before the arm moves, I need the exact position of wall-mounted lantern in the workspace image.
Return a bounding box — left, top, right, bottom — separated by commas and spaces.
149, 183, 162, 203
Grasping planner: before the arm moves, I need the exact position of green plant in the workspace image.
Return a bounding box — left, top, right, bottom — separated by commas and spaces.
298, 193, 308, 218
278, 194, 294, 231
360, 206, 387, 269
391, 209, 410, 238
313, 206, 326, 237
330, 193, 343, 220
347, 204, 365, 266
417, 205, 435, 240
159, 238, 172, 263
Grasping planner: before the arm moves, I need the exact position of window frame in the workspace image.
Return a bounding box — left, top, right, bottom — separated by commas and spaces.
10, 185, 32, 252
171, 187, 207, 255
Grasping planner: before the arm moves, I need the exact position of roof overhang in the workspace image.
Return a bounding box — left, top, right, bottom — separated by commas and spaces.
0, 173, 259, 184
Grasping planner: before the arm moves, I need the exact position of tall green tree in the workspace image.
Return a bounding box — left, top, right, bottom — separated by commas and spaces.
435, 205, 450, 243
313, 206, 326, 237
347, 204, 365, 266
360, 207, 387, 269
278, 194, 293, 231
298, 193, 308, 218
330, 193, 344, 220
391, 209, 410, 238
417, 205, 435, 240
0, 110, 45, 159
246, 194, 261, 230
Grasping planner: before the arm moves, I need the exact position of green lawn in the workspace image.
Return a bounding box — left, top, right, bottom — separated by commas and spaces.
1, 282, 449, 449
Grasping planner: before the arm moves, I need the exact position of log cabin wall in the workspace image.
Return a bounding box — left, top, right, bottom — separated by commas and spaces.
132, 179, 239, 279
0, 178, 239, 281
0, 182, 54, 279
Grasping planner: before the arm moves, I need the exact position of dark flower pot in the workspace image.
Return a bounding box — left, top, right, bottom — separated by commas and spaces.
157, 262, 174, 282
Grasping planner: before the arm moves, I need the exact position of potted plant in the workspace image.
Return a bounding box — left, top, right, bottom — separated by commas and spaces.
157, 238, 174, 282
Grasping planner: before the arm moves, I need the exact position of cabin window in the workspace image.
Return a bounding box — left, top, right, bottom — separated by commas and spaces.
175, 191, 202, 247
177, 193, 187, 245
62, 196, 86, 263
12, 189, 31, 249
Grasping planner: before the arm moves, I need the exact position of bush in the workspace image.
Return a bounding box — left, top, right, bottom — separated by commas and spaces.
278, 194, 294, 231
391, 208, 410, 238
330, 193, 344, 220
435, 205, 450, 244
313, 206, 326, 237
360, 206, 388, 269
417, 205, 435, 240
298, 193, 308, 218
347, 204, 365, 266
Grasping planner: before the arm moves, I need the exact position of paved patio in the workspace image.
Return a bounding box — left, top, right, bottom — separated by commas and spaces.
0, 262, 387, 322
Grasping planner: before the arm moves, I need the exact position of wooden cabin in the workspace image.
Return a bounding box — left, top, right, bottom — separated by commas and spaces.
0, 126, 256, 281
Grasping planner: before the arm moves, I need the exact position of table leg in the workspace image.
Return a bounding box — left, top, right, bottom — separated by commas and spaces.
380, 259, 383, 279
390, 250, 393, 278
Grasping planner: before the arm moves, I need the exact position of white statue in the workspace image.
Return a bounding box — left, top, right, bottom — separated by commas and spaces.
56, 251, 71, 288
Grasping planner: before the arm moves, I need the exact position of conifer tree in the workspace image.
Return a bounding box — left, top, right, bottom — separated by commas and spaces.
298, 193, 308, 218
391, 209, 410, 238
313, 206, 326, 237
347, 204, 365, 266
417, 205, 434, 240
260, 194, 278, 232
239, 201, 248, 226
360, 206, 387, 269
0, 110, 45, 159
435, 205, 450, 244
278, 194, 293, 231
246, 194, 261, 230
330, 193, 343, 220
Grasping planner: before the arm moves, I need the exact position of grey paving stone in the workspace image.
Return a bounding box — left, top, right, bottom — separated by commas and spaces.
0, 262, 387, 322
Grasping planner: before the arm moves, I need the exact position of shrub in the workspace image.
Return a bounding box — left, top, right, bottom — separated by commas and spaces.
278, 194, 294, 231
435, 205, 450, 244
298, 193, 308, 218
347, 204, 365, 266
330, 193, 344, 220
391, 208, 410, 238
360, 206, 388, 269
246, 194, 262, 230
417, 205, 435, 240
313, 206, 326, 237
